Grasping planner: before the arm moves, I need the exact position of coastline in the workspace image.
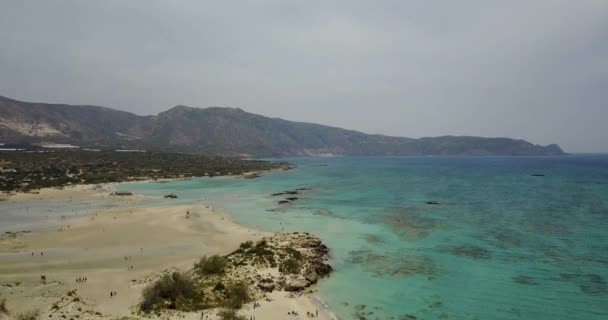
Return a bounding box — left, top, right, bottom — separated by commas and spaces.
0, 181, 335, 320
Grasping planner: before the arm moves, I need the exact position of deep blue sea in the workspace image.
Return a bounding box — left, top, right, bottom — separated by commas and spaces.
121, 156, 608, 320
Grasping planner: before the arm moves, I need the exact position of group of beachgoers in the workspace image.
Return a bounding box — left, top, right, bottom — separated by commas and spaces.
75, 277, 88, 283
288, 310, 319, 317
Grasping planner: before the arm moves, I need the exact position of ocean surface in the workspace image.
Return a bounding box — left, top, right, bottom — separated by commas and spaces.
121, 156, 606, 319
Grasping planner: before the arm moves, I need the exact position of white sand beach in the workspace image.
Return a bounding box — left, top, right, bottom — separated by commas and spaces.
0, 186, 336, 320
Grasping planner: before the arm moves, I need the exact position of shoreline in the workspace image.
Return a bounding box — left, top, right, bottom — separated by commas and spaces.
0, 179, 335, 320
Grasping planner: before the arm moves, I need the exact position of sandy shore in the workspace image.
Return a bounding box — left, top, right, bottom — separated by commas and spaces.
0, 186, 336, 320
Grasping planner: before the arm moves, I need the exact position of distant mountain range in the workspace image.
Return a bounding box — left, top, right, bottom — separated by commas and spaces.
0, 95, 564, 156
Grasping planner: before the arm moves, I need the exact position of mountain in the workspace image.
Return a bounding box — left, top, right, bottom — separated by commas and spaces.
0, 95, 565, 156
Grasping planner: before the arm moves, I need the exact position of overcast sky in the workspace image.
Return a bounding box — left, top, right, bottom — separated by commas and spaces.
1, 1, 607, 152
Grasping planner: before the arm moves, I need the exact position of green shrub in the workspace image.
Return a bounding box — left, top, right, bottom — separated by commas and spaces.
141, 272, 196, 312
255, 240, 267, 248
214, 282, 226, 291
223, 281, 250, 309
285, 247, 303, 260
0, 296, 8, 316
279, 258, 301, 274
245, 246, 273, 257
217, 309, 246, 320
16, 309, 39, 320
239, 241, 253, 249
195, 255, 228, 275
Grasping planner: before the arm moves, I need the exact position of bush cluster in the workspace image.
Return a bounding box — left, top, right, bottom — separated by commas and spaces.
223, 281, 250, 309
141, 272, 196, 312
279, 258, 301, 274
195, 255, 228, 275
0, 296, 8, 316
16, 309, 39, 320
217, 308, 246, 320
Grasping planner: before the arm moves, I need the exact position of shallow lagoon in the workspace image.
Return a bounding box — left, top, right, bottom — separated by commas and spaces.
122, 156, 608, 320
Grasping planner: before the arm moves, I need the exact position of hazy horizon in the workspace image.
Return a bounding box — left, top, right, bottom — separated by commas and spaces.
1, 1, 607, 152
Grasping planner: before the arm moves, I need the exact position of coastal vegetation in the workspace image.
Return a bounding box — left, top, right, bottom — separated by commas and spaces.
0, 296, 8, 317
15, 309, 39, 320
0, 150, 289, 192
194, 255, 228, 275
139, 233, 332, 316
217, 308, 247, 320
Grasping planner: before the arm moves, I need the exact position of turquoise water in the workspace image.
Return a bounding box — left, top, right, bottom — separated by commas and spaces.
121, 156, 608, 320
0, 199, 119, 233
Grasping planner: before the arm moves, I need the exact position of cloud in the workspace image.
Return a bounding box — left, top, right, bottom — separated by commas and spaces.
1, 0, 607, 151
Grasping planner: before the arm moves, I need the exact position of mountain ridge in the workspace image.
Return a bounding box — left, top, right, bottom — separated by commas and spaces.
0, 95, 565, 156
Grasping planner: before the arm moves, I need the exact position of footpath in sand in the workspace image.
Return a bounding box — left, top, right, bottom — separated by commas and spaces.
0, 186, 336, 320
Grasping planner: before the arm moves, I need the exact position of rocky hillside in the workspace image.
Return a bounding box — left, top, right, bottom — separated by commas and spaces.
0, 95, 565, 156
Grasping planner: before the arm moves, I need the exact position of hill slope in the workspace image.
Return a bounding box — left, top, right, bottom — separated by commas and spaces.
0, 96, 565, 156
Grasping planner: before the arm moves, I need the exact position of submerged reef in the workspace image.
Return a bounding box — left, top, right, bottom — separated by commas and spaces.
436, 245, 492, 260
558, 273, 607, 296
512, 275, 540, 286
383, 207, 442, 241
348, 249, 436, 277
363, 234, 386, 245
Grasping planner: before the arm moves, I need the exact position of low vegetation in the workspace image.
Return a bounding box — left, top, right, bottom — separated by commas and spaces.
279, 258, 302, 274
222, 281, 250, 309
194, 255, 228, 275
15, 309, 39, 320
141, 272, 198, 312
217, 308, 246, 320
0, 150, 289, 192
0, 296, 8, 316
139, 233, 333, 316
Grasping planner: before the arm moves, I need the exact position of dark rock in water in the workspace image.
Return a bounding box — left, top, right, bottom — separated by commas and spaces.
364, 234, 385, 244
531, 173, 545, 177
111, 191, 133, 196
425, 201, 443, 205
559, 273, 608, 296
313, 258, 334, 277
285, 197, 299, 201
315, 244, 330, 257
278, 200, 290, 205
164, 194, 178, 199
272, 189, 306, 196
512, 275, 539, 286
243, 172, 261, 179
437, 245, 491, 259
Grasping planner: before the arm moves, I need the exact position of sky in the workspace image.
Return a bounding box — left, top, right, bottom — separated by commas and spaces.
1, 1, 607, 152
